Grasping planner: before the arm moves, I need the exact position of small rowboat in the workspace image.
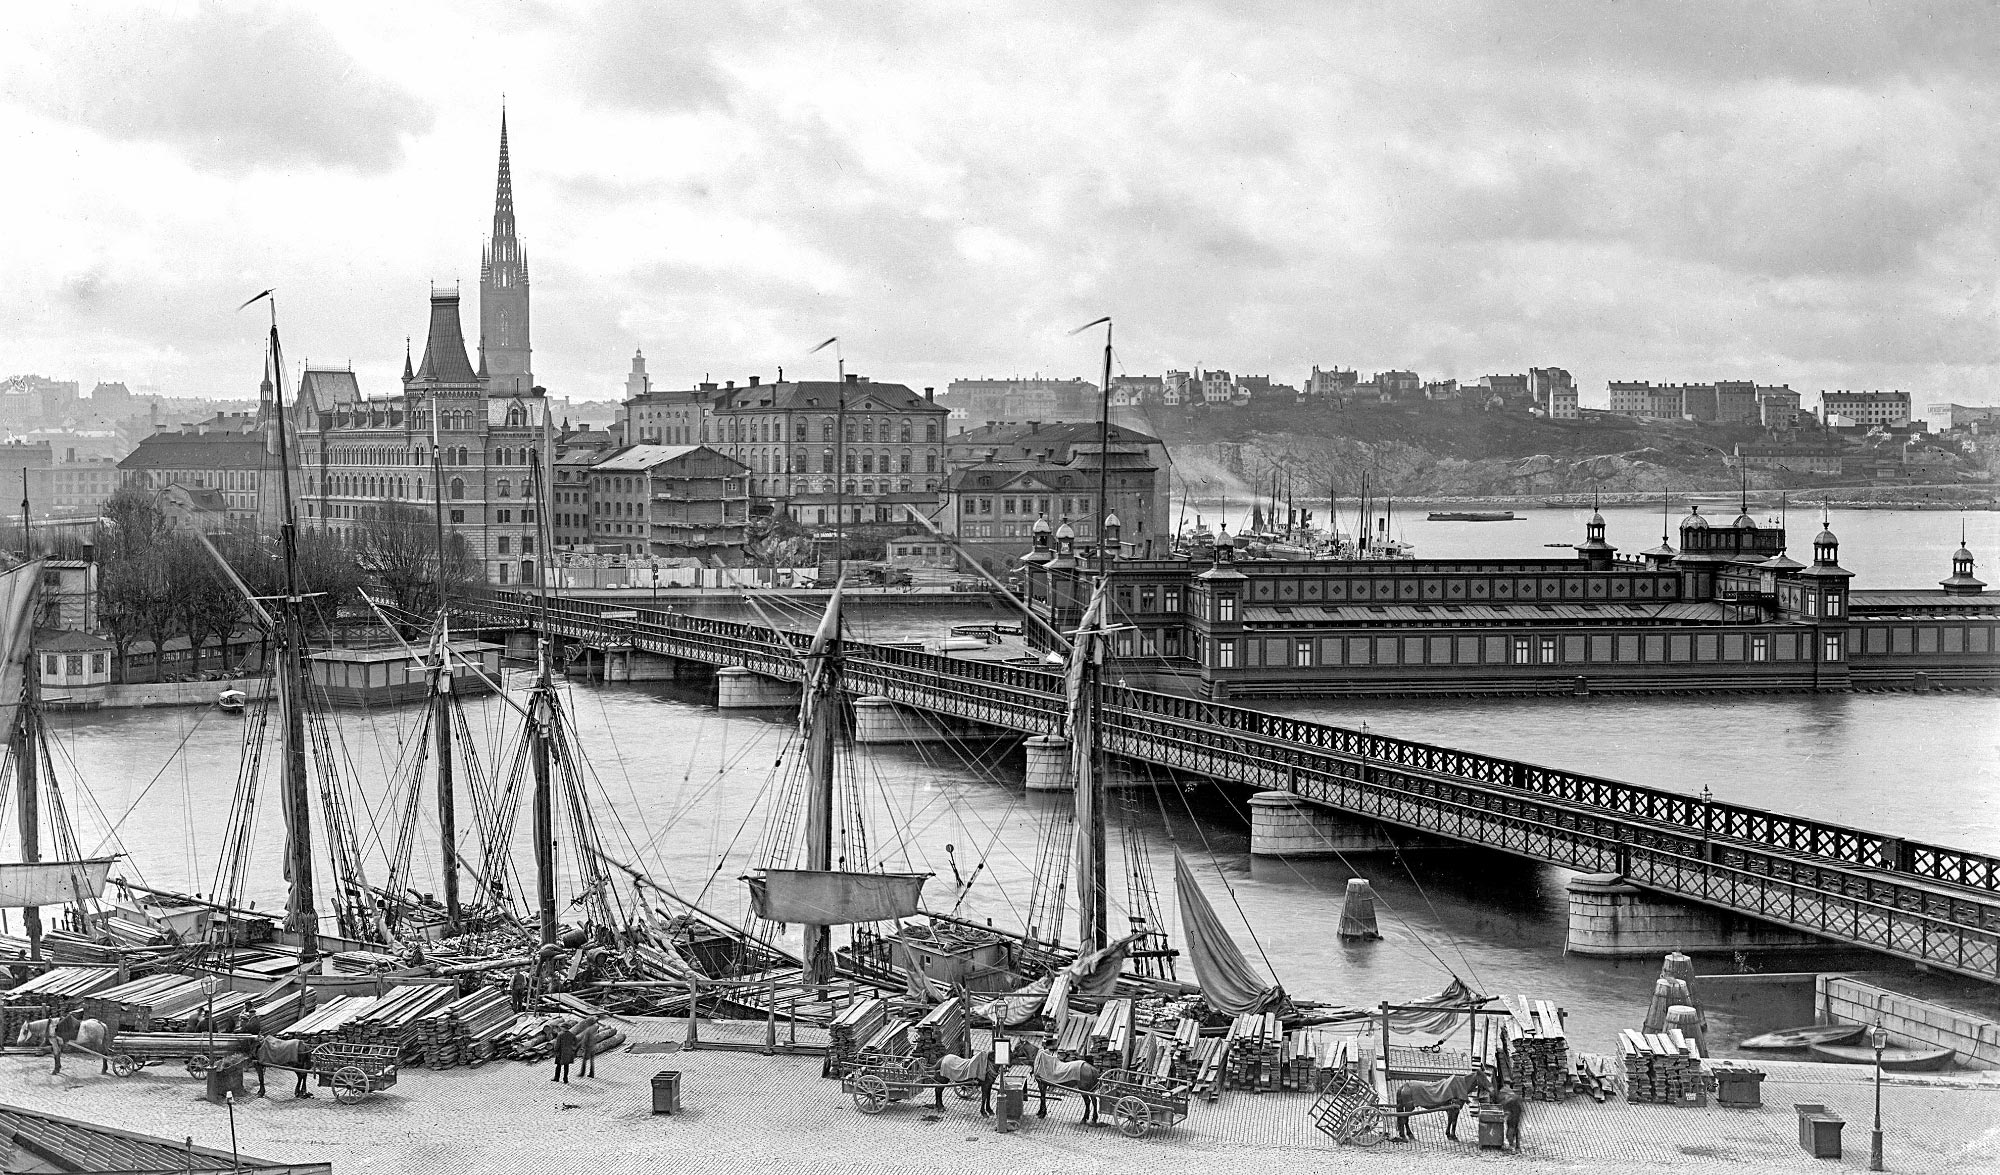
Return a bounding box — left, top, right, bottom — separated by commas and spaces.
217, 690, 247, 713
1808, 1042, 1956, 1072
1740, 1024, 1864, 1051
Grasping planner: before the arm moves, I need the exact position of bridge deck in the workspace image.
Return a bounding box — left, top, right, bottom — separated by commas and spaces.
461, 591, 2000, 984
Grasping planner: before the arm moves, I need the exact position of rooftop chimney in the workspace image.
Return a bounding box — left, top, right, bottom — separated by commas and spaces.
749, 375, 761, 386
1028, 421, 1040, 434
845, 373, 859, 384
924, 386, 934, 401
726, 380, 735, 389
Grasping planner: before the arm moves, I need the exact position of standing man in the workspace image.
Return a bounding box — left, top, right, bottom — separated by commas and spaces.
49, 1007, 81, 1076
510, 968, 529, 1013
575, 1015, 600, 1079
551, 1024, 578, 1084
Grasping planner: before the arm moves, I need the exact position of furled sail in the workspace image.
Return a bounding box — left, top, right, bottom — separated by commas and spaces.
0, 856, 116, 908
746, 869, 928, 925
0, 560, 41, 737
973, 932, 1139, 1027
1174, 852, 1284, 1015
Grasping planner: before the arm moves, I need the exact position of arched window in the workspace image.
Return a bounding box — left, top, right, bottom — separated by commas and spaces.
496, 479, 512, 499
900, 422, 912, 443
925, 453, 938, 472
449, 478, 464, 500
455, 446, 469, 466
822, 418, 834, 442
899, 452, 911, 473
926, 424, 938, 442
821, 448, 834, 473
507, 407, 525, 427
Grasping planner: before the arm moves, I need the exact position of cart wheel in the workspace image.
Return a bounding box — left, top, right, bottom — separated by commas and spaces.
1116, 1096, 1151, 1139
332, 1065, 369, 1105
953, 1082, 980, 1101
185, 1054, 213, 1078
852, 1073, 889, 1115
1345, 1106, 1387, 1148
110, 1054, 140, 1078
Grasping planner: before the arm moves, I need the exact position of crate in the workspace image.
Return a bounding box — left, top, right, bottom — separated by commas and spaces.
651, 1070, 682, 1115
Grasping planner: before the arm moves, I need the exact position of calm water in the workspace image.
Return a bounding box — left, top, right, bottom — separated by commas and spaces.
19, 508, 1999, 1054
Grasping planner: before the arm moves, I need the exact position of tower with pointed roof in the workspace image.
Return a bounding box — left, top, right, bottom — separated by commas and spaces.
480, 108, 532, 396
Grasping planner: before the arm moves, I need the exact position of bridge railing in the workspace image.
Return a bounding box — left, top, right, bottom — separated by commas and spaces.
460, 590, 2000, 898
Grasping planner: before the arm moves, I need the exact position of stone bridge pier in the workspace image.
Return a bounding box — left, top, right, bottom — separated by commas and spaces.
1248, 791, 1415, 856
1564, 873, 1829, 958
715, 667, 801, 709
850, 696, 998, 744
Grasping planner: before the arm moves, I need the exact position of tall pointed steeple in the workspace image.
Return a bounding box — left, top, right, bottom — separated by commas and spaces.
480, 103, 532, 396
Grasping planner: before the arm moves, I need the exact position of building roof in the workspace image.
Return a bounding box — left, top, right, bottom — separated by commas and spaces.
947, 420, 1162, 448
1241, 601, 1727, 625
296, 367, 362, 415
33, 628, 112, 653
1849, 590, 2000, 612
415, 290, 478, 384
0, 1102, 326, 1173
119, 432, 269, 471
711, 379, 945, 415
588, 444, 744, 474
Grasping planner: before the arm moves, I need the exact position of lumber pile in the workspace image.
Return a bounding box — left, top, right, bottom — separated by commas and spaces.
1619, 1029, 1708, 1106
1502, 995, 1570, 1102
829, 998, 888, 1074
1162, 1017, 1204, 1083
1052, 1010, 1094, 1057
341, 985, 458, 1059
3, 965, 120, 1005
281, 994, 378, 1046
417, 988, 516, 1069
1223, 1011, 1283, 1092
1086, 999, 1136, 1071
1189, 1036, 1229, 1100
860, 1016, 914, 1059
914, 996, 968, 1064
85, 973, 210, 1031
1281, 1031, 1349, 1092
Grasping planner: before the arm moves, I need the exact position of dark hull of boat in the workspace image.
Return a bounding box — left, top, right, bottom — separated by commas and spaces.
1427, 512, 1518, 522
1808, 1042, 1956, 1071
1740, 1024, 1864, 1050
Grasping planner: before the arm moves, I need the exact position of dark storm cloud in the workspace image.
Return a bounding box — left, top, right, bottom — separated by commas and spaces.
6, 3, 431, 174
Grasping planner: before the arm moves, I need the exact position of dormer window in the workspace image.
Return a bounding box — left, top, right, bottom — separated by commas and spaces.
1216, 596, 1237, 622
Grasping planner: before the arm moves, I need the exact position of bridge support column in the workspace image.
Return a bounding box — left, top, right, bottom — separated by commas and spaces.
1024, 735, 1071, 791
603, 649, 686, 683
504, 631, 538, 661
1248, 791, 1401, 856
715, 667, 800, 710
852, 696, 988, 744
1565, 873, 1828, 958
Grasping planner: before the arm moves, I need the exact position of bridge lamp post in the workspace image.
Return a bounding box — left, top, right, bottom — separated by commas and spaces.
1699, 783, 1713, 862
1869, 1019, 1887, 1171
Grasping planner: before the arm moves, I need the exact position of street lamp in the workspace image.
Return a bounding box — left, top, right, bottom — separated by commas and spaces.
1869, 1019, 1888, 1171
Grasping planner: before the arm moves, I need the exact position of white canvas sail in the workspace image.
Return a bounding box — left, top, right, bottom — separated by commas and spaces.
972, 931, 1139, 1027
0, 559, 42, 738
746, 868, 929, 925
1174, 852, 1285, 1015
0, 856, 115, 908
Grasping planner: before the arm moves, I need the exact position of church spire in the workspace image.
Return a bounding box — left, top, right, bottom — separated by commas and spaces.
493, 104, 515, 243
480, 103, 531, 394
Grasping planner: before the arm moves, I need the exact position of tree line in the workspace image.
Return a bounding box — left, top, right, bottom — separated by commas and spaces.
88, 486, 471, 682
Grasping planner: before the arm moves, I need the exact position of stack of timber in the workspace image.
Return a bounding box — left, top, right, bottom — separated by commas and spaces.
1502, 996, 1571, 1101
499, 1014, 561, 1061
281, 995, 379, 1047
2, 966, 119, 1037
1223, 1012, 1284, 1092
1189, 1037, 1229, 1101
342, 985, 458, 1058
417, 988, 516, 1069
1620, 1029, 1709, 1106
1086, 999, 1136, 1071
913, 996, 969, 1065
84, 974, 211, 1031
860, 1015, 915, 1060
1052, 1011, 1094, 1058
1281, 1031, 1349, 1092
1162, 1018, 1204, 1083
829, 997, 890, 1075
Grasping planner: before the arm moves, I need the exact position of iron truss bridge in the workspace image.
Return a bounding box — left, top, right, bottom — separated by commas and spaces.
460, 591, 2000, 984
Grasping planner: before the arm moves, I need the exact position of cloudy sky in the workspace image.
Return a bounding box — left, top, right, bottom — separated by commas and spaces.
3, 1, 1995, 410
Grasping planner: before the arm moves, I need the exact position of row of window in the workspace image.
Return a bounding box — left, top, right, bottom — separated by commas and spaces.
962, 495, 1095, 517
44, 653, 105, 677
1239, 574, 1687, 605
720, 418, 941, 444
1204, 630, 1850, 670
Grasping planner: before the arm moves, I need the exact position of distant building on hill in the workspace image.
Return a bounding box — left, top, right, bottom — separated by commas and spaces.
1820, 390, 1910, 428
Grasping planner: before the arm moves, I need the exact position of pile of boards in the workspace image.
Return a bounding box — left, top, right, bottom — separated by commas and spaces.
914, 996, 969, 1065
1085, 999, 1136, 1071
1279, 1031, 1352, 1092
829, 997, 890, 1074
1223, 1012, 1284, 1092
1619, 1028, 1709, 1106
1501, 995, 1571, 1101
84, 974, 212, 1031
155, 986, 305, 1034
416, 988, 517, 1068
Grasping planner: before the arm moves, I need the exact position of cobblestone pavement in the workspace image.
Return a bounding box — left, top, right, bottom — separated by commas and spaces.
1, 1018, 1996, 1174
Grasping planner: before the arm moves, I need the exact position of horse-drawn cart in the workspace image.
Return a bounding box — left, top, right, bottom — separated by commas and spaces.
1310, 1070, 1387, 1146
841, 1051, 935, 1115
1095, 1069, 1191, 1139
313, 1042, 398, 1105
105, 1032, 256, 1079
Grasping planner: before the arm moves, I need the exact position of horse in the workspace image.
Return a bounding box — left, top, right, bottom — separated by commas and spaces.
1392, 1067, 1492, 1141
234, 1035, 314, 1098
933, 1047, 998, 1115
1015, 1038, 1103, 1127
16, 1014, 113, 1075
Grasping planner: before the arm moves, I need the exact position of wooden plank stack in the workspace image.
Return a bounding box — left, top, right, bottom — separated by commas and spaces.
84, 973, 210, 1031
1619, 1028, 1707, 1106
1162, 1017, 1204, 1083
1086, 999, 1135, 1071
1222, 1012, 1283, 1092
1502, 995, 1570, 1102
914, 996, 969, 1065
1281, 1031, 1350, 1092
417, 988, 516, 1069
341, 984, 458, 1059
1190, 1037, 1229, 1100
1053, 1010, 1094, 1057
281, 994, 377, 1046
829, 997, 888, 1074
3, 965, 120, 1005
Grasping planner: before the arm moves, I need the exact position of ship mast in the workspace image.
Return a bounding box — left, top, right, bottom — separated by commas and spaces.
528, 404, 558, 947
12, 472, 41, 959
428, 399, 460, 932
800, 595, 842, 983
259, 298, 321, 963
1072, 315, 1115, 952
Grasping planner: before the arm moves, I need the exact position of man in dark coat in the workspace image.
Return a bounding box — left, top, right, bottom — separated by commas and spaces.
551, 1025, 578, 1084
1495, 1082, 1525, 1153
510, 969, 529, 1013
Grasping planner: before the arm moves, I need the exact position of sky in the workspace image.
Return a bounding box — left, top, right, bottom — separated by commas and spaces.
2, 1, 1996, 412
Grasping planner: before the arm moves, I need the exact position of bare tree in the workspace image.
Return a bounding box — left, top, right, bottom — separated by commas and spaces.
350, 499, 474, 627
